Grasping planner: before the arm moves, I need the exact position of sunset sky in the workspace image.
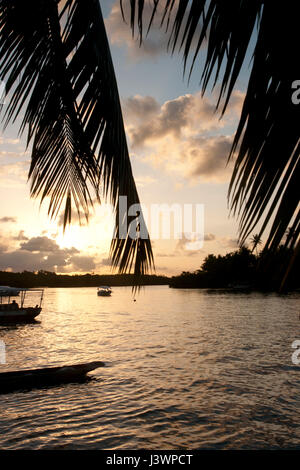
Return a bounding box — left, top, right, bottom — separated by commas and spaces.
0, 0, 255, 276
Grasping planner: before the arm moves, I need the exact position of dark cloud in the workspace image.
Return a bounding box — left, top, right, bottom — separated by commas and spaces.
20, 236, 60, 253
69, 255, 96, 271
0, 243, 8, 253
12, 230, 29, 241
123, 95, 160, 122
185, 135, 234, 179
126, 92, 238, 149
100, 257, 112, 267
0, 250, 63, 272
128, 94, 205, 148
0, 235, 94, 273
0, 216, 17, 223
123, 90, 243, 182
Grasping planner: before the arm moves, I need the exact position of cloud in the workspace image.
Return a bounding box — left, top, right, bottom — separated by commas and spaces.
105, 1, 204, 61
105, 1, 175, 59
204, 233, 216, 241
0, 250, 47, 272
220, 237, 239, 249
168, 233, 222, 257
67, 255, 96, 272
183, 135, 234, 181
124, 90, 244, 183
0, 216, 17, 223
0, 243, 8, 253
12, 230, 29, 241
0, 160, 30, 187
175, 233, 205, 256
100, 257, 112, 267
20, 236, 61, 253
0, 161, 29, 175
135, 175, 157, 188
0, 235, 96, 273
0, 137, 20, 145
174, 234, 239, 254
126, 91, 243, 147
148, 132, 234, 183
128, 94, 198, 147
123, 95, 160, 122
156, 252, 175, 258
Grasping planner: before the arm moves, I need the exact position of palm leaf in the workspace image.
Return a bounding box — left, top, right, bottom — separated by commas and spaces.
0, 0, 154, 276
0, 0, 98, 223
123, 0, 300, 258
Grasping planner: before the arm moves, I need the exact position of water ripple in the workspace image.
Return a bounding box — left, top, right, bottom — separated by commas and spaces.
0, 286, 300, 449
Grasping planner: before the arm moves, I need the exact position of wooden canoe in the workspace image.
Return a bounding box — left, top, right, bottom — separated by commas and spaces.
0, 361, 105, 393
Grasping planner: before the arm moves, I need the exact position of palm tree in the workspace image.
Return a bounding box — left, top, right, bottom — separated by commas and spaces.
250, 234, 262, 256
123, 0, 300, 259
0, 0, 153, 276
1, 1, 299, 280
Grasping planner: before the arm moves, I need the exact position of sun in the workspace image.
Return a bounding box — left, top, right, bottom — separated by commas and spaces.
56, 225, 84, 250
55, 220, 112, 255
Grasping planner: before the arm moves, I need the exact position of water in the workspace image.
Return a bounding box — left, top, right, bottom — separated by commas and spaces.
0, 286, 299, 449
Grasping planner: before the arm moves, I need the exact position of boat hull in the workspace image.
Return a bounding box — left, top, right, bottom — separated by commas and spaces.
0, 361, 105, 393
0, 307, 41, 323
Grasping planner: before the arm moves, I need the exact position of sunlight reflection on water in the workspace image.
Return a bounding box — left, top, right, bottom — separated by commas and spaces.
0, 286, 299, 449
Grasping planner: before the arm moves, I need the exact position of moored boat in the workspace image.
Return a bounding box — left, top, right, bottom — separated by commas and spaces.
97, 286, 112, 296
0, 288, 44, 323
0, 361, 105, 393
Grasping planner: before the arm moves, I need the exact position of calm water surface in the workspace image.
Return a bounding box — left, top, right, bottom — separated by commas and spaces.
0, 286, 299, 449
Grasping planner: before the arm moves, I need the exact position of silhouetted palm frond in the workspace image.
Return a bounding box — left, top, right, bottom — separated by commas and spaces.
123, 0, 300, 256
0, 0, 154, 275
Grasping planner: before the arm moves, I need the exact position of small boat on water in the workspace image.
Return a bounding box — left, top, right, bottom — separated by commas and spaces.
0, 288, 44, 322
227, 283, 251, 290
97, 286, 112, 297
0, 361, 105, 393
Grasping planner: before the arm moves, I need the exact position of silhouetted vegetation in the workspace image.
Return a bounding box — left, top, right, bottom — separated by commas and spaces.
127, 1, 300, 269
1, 246, 299, 292
169, 246, 300, 292
0, 271, 169, 289
0, 0, 154, 277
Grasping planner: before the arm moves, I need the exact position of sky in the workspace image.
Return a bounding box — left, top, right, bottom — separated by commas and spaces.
0, 0, 256, 276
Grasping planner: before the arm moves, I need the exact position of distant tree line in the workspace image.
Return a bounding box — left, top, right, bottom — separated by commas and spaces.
169, 246, 300, 292
1, 245, 299, 292
0, 271, 170, 288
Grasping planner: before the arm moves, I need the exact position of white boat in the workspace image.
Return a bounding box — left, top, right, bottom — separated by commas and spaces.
97, 286, 112, 297
0, 288, 44, 322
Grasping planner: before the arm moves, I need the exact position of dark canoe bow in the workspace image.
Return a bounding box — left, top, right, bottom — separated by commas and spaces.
0, 361, 105, 393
